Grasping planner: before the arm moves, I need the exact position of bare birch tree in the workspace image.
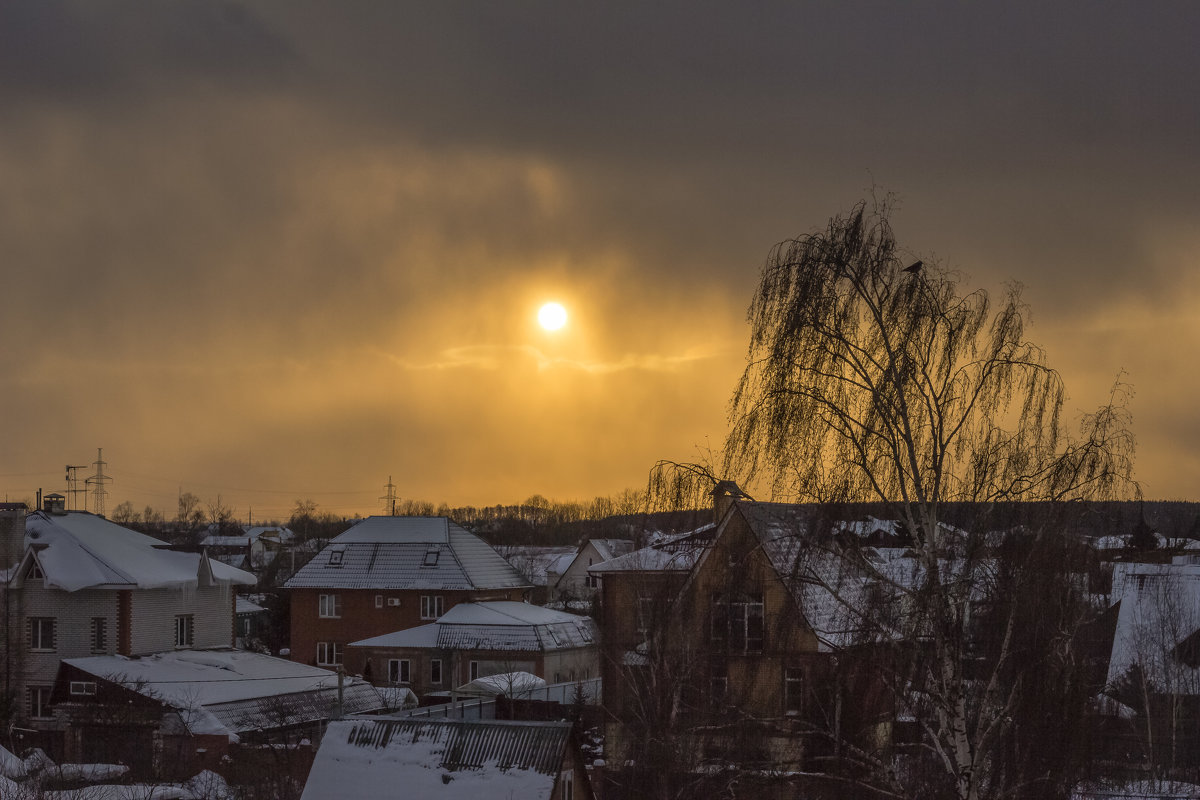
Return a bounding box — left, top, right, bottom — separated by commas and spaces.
714, 197, 1137, 800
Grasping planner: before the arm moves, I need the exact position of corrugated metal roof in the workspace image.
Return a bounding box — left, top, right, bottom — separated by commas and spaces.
342, 718, 571, 775
207, 683, 384, 734
284, 518, 529, 591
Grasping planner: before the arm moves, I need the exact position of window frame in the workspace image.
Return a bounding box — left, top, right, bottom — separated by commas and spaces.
318, 593, 343, 619
784, 667, 806, 715
28, 617, 56, 652
711, 591, 765, 654
316, 641, 343, 666
420, 595, 444, 620
387, 659, 412, 684
174, 614, 194, 648
469, 660, 479, 681
430, 659, 442, 685
91, 617, 107, 653
28, 685, 52, 719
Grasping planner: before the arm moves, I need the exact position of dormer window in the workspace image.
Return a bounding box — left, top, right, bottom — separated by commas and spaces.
27, 561, 44, 581
422, 549, 439, 567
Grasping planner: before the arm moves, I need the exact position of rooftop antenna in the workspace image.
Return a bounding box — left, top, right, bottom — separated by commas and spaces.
65, 464, 88, 511
381, 476, 398, 516
85, 448, 111, 517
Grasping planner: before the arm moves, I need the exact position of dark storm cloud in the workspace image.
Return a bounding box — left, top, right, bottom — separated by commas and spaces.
1, 1, 1198, 505
0, 0, 299, 103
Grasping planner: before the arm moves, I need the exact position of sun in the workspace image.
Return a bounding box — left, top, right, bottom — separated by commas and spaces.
537, 302, 568, 331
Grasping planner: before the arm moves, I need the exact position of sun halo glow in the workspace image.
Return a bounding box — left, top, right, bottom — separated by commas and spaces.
538, 302, 568, 331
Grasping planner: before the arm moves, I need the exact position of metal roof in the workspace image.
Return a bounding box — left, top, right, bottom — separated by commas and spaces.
348, 602, 596, 652
284, 517, 530, 591
342, 718, 571, 774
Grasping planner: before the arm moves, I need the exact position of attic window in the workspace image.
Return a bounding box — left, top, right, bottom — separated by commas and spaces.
328, 550, 344, 566
70, 681, 97, 696
27, 561, 44, 581
422, 549, 440, 567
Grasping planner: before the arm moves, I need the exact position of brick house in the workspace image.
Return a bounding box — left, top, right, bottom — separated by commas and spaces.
284, 516, 531, 671
0, 500, 255, 752
345, 600, 599, 699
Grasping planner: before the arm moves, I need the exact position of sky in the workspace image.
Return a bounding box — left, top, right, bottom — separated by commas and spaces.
1, 2, 1198, 519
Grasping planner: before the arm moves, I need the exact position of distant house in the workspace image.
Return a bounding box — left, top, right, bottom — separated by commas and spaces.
283, 517, 531, 672
0, 500, 256, 751
199, 525, 296, 571
497, 545, 576, 605
52, 649, 383, 778
235, 594, 269, 646
549, 539, 634, 603
301, 717, 593, 800
344, 600, 598, 699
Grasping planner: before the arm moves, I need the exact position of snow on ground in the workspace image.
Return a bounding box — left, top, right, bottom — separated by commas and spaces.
0, 743, 28, 778
1073, 780, 1200, 799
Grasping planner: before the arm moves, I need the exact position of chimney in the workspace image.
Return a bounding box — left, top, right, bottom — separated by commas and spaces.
43, 493, 67, 515
711, 481, 749, 524
0, 503, 27, 569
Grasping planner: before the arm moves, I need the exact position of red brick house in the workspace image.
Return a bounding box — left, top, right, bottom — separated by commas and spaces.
284, 516, 531, 670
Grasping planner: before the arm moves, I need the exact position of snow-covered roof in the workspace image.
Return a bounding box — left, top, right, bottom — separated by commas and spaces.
64, 650, 382, 738
301, 718, 569, 800
1106, 562, 1200, 693
198, 535, 252, 548
284, 516, 530, 591
245, 525, 294, 542
348, 602, 596, 652
498, 545, 576, 585
22, 511, 255, 592
455, 671, 545, 697
589, 539, 634, 562
235, 595, 267, 615
588, 527, 713, 574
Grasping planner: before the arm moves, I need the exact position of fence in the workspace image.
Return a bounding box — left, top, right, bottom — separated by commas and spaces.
391, 678, 601, 721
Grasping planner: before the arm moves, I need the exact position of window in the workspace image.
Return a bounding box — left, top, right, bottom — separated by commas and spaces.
710, 664, 729, 708
585, 573, 598, 589
375, 595, 383, 609
785, 667, 806, 715
469, 661, 479, 681
28, 686, 52, 719
69, 681, 97, 696
635, 594, 655, 635
27, 561, 44, 580
711, 592, 765, 653
175, 615, 194, 647
420, 595, 444, 620
319, 594, 342, 618
28, 618, 55, 651
388, 659, 411, 684
327, 549, 344, 566
422, 548, 440, 566
560, 769, 574, 800
430, 659, 442, 684
91, 618, 107, 652
316, 641, 343, 666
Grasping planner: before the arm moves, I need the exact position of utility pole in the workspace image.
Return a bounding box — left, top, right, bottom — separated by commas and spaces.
85, 448, 111, 517
65, 465, 88, 511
